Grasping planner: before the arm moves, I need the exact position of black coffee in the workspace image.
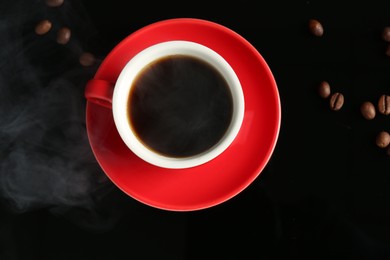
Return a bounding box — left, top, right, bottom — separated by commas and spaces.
127, 54, 234, 158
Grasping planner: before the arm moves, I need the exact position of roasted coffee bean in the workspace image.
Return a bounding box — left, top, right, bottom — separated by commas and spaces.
35, 19, 52, 35
329, 92, 344, 111
360, 101, 376, 120
45, 0, 64, 7
56, 27, 71, 45
79, 52, 96, 67
382, 27, 390, 42
309, 19, 324, 37
318, 81, 331, 99
376, 131, 390, 148
378, 94, 390, 115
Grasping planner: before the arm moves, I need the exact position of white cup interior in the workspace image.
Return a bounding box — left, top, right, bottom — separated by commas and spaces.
112, 40, 244, 169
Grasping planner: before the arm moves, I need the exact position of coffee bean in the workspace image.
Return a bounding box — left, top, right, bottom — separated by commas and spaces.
329, 92, 344, 111
34, 19, 52, 35
56, 27, 71, 45
309, 19, 324, 37
318, 81, 331, 99
382, 26, 390, 42
376, 131, 390, 148
79, 52, 96, 67
45, 0, 64, 7
378, 94, 390, 115
360, 101, 376, 120
387, 146, 390, 156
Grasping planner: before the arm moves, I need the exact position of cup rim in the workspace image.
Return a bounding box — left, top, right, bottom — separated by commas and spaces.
112, 40, 245, 169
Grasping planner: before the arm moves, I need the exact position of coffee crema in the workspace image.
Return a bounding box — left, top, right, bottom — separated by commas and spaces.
127, 54, 234, 158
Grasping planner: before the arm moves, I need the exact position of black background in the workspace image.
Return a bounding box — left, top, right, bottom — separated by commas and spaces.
1, 0, 390, 259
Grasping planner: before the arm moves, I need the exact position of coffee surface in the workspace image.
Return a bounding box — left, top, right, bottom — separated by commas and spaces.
128, 55, 233, 158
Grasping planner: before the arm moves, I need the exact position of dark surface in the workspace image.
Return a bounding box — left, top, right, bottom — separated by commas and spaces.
1, 0, 390, 259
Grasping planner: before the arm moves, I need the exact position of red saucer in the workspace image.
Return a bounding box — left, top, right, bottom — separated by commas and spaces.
85, 18, 281, 211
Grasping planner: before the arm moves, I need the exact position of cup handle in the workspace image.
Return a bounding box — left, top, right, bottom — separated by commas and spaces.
84, 79, 114, 109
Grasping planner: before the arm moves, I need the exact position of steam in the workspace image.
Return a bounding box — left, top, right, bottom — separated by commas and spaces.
0, 0, 124, 231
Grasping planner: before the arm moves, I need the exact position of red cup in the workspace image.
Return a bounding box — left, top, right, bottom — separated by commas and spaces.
84, 18, 281, 211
